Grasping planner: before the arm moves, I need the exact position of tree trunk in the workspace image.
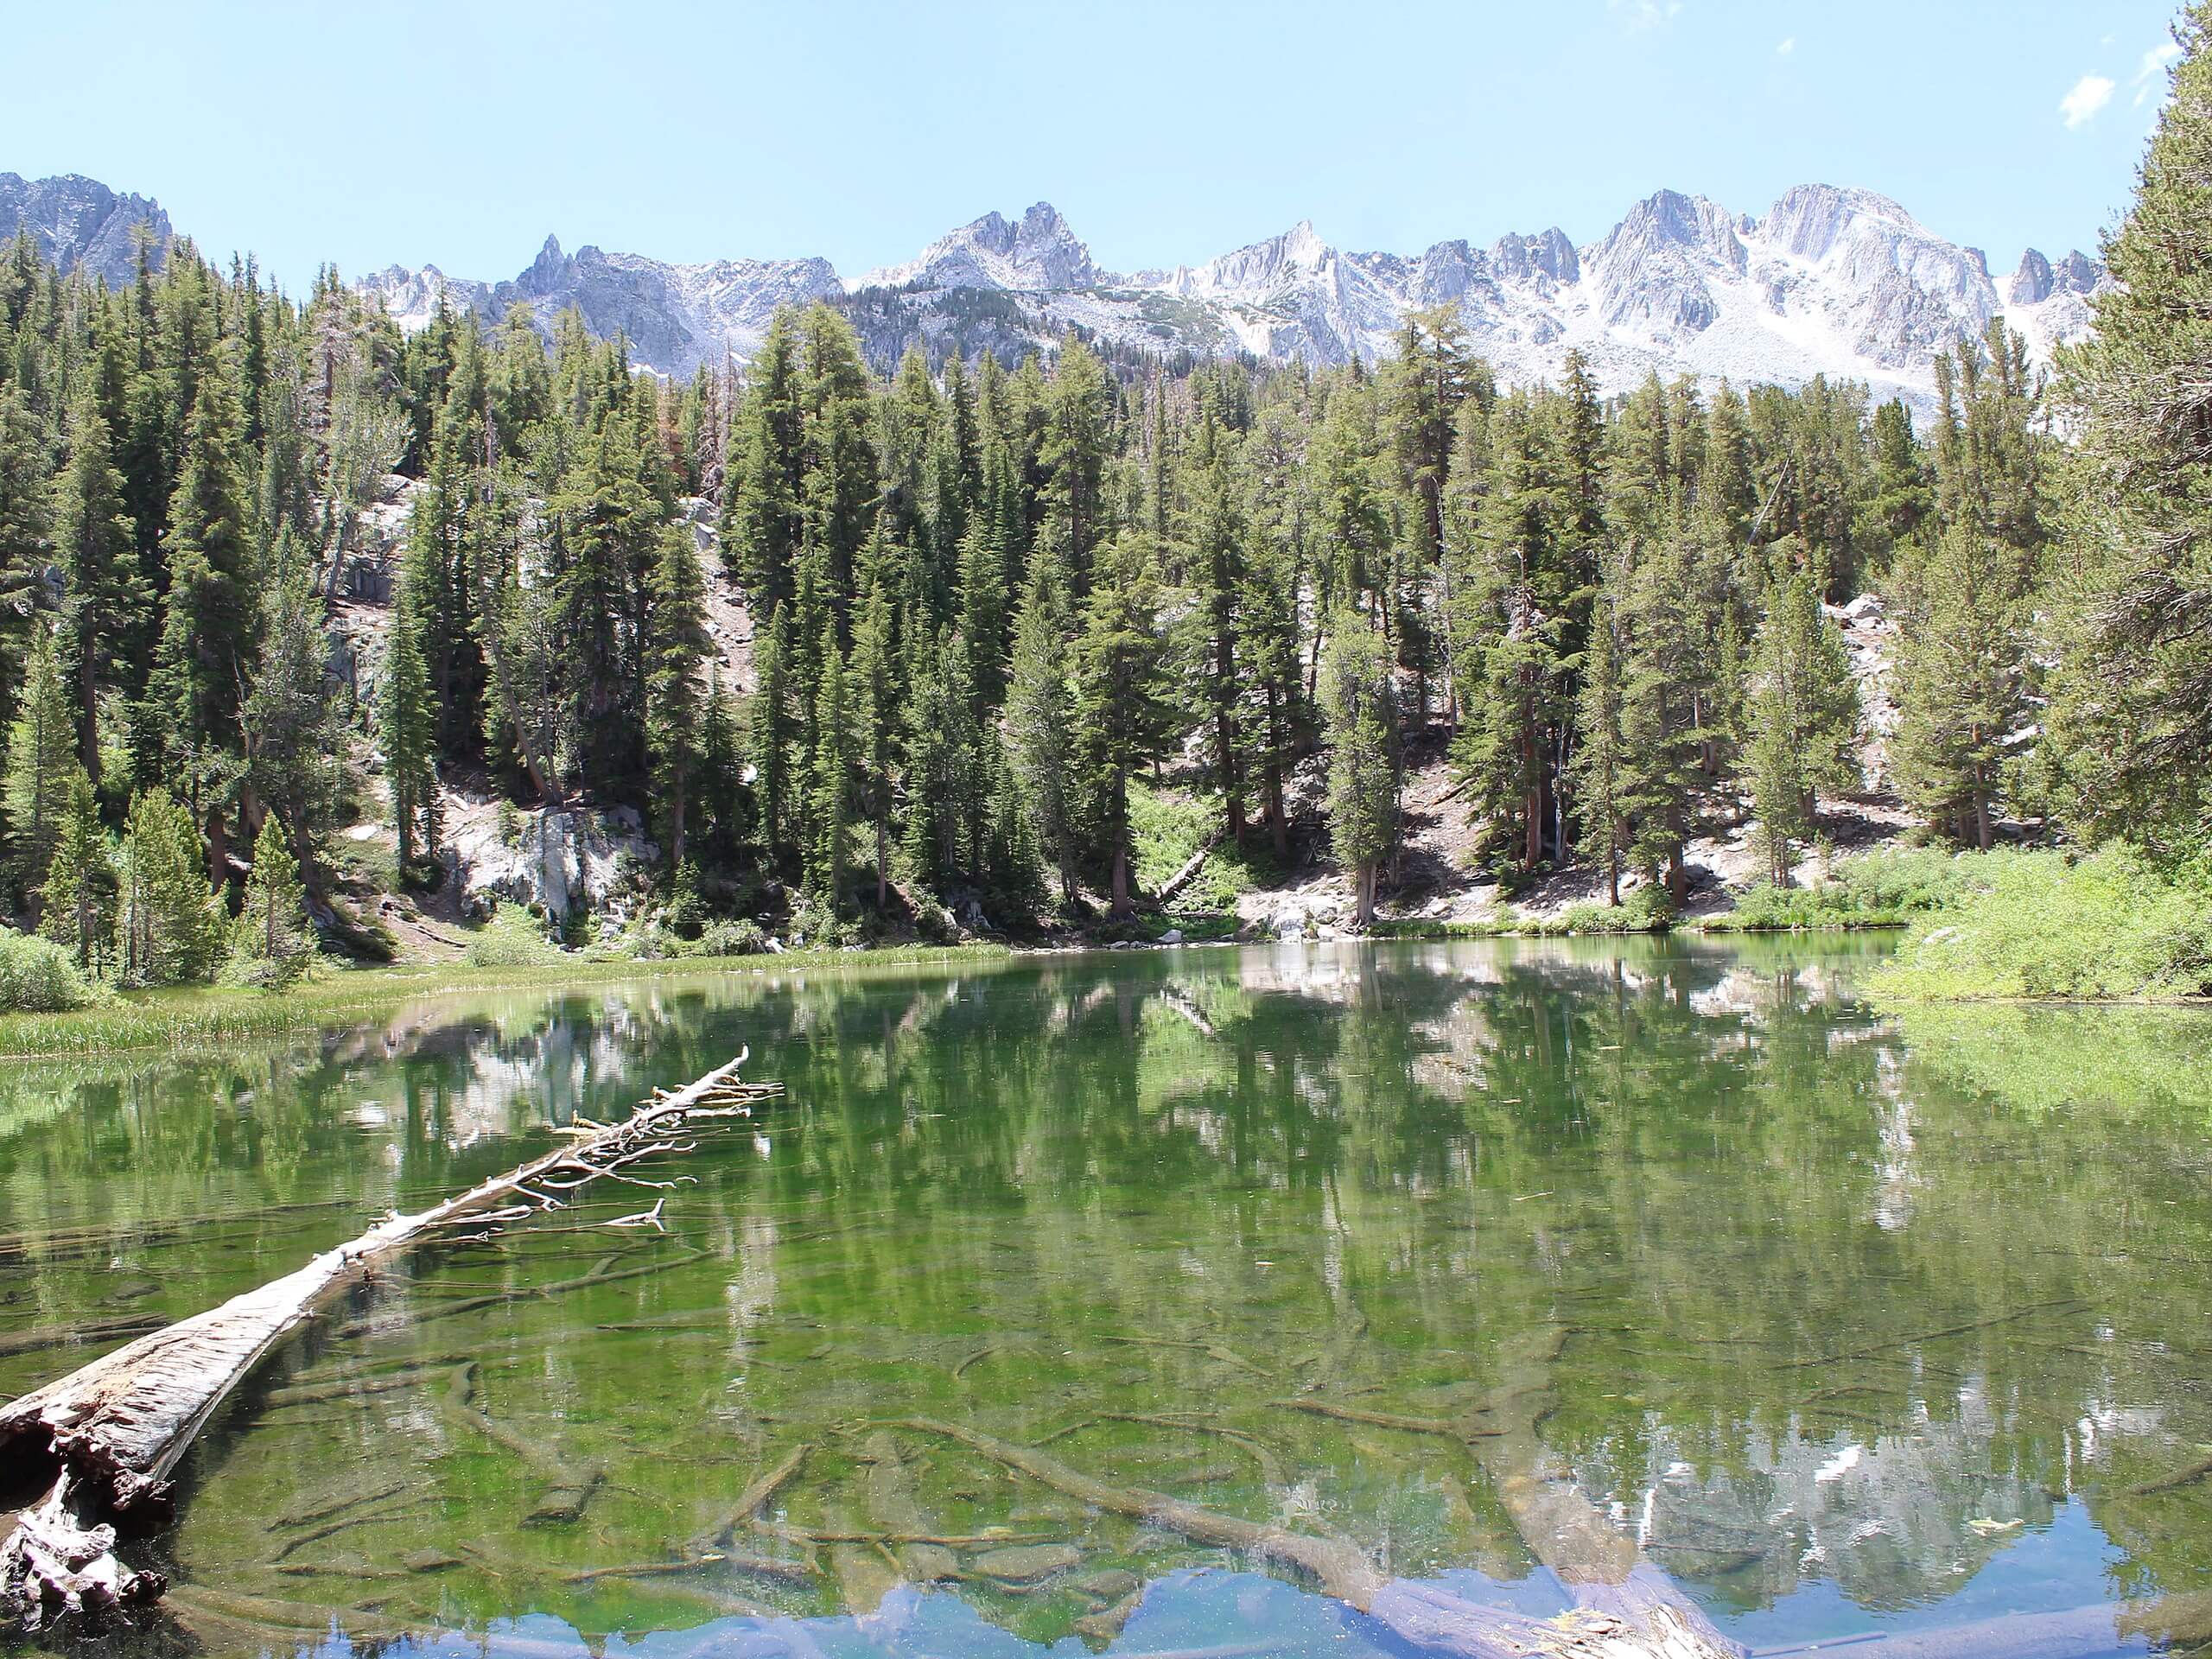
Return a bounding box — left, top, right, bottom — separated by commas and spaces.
1110, 844, 1129, 918
76, 648, 99, 796
203, 806, 227, 898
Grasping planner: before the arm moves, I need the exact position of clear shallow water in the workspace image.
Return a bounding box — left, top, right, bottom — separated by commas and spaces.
4, 939, 2212, 1658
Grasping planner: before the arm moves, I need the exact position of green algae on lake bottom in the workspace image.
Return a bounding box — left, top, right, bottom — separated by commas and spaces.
3, 937, 2210, 1657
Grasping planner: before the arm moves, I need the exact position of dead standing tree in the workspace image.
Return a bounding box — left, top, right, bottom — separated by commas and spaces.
0, 1053, 780, 1632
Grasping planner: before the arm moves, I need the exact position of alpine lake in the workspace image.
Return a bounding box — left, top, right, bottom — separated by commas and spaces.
4, 938, 2212, 1659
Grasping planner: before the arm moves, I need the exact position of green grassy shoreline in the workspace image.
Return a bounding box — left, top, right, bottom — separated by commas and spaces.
0, 944, 1010, 1060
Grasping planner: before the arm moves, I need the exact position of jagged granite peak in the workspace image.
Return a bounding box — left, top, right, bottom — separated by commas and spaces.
359, 232, 843, 375
0, 172, 171, 285
857, 200, 1100, 292
1760, 183, 1919, 262
2006, 246, 2104, 306
1488, 227, 1579, 288
1585, 188, 1749, 335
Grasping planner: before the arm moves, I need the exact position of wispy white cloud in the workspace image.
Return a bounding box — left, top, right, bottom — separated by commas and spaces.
1608, 0, 1682, 33
2133, 40, 2182, 106
2061, 73, 2115, 130
1776, 35, 1795, 56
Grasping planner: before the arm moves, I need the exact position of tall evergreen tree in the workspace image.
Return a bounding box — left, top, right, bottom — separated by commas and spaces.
1004, 550, 1081, 907
1075, 532, 1178, 916
5, 632, 79, 909
116, 785, 219, 987
644, 524, 711, 866
36, 766, 115, 973
802, 621, 849, 916
1571, 583, 1628, 906
2048, 1, 2212, 844
50, 386, 143, 792
379, 575, 439, 873
1744, 567, 1860, 883
1320, 616, 1399, 926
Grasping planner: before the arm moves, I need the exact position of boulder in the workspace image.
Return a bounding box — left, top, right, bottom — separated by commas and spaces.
450, 804, 658, 923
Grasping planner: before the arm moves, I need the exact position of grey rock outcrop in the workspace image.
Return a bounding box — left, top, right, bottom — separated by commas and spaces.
0, 173, 171, 285
449, 804, 658, 924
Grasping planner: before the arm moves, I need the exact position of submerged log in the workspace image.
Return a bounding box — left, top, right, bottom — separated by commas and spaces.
1363, 1325, 1742, 1659
0, 1054, 779, 1632
896, 1415, 1382, 1609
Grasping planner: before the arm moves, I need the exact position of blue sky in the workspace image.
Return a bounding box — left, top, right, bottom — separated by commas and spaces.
0, 1, 2183, 290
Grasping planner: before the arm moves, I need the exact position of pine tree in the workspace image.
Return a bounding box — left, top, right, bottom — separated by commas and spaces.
750, 601, 795, 868
1571, 584, 1628, 906
2048, 1, 2212, 843
802, 621, 849, 916
1320, 615, 1399, 926
233, 810, 310, 982
50, 385, 143, 793
380, 574, 439, 873
1076, 532, 1178, 916
117, 785, 219, 987
1181, 416, 1246, 841
0, 385, 51, 737
4, 631, 78, 910
700, 667, 751, 863
1616, 527, 1713, 904
152, 361, 257, 775
1744, 568, 1860, 884
847, 578, 899, 910
244, 531, 340, 891
1891, 524, 2024, 849
1004, 550, 1081, 907
36, 766, 116, 974
721, 309, 804, 610
644, 524, 710, 866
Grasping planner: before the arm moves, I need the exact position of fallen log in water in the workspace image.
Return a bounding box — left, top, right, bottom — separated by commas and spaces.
896, 1415, 1382, 1609
1285, 1325, 1743, 1659
0, 1053, 779, 1632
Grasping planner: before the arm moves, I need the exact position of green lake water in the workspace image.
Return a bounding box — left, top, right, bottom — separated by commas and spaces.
5, 938, 2212, 1658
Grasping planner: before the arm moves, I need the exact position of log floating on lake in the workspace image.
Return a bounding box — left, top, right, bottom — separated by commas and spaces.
0, 1053, 780, 1633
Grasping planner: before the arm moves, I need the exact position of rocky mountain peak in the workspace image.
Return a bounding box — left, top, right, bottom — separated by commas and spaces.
0, 171, 172, 285
1760, 183, 1917, 262
858, 200, 1098, 292
1488, 227, 1579, 286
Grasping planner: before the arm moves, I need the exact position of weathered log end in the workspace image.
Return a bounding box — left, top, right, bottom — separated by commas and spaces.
1370, 1578, 1743, 1659
0, 1476, 166, 1633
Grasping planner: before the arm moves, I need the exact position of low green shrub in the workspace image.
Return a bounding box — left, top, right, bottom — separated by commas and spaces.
1709, 847, 1988, 931
697, 917, 769, 957
1529, 887, 1672, 936
462, 903, 563, 968
1871, 846, 2212, 1001
0, 931, 102, 1012
787, 899, 859, 950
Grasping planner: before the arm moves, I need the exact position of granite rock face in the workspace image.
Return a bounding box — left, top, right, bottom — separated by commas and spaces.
0, 173, 171, 284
